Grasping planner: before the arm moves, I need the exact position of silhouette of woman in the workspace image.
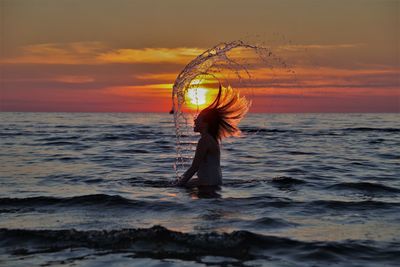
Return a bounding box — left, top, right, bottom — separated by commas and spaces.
174, 85, 250, 188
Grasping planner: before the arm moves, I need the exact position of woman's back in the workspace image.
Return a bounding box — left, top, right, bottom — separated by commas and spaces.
197, 137, 222, 185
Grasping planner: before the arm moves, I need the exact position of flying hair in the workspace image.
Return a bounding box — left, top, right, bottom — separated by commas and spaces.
198, 85, 251, 141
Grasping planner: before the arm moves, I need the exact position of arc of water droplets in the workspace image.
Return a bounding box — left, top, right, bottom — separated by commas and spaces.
171, 40, 295, 178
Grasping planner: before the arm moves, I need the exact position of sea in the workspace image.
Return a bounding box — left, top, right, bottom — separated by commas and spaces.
0, 112, 399, 267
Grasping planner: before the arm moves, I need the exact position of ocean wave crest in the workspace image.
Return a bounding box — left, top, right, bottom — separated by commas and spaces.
0, 226, 399, 264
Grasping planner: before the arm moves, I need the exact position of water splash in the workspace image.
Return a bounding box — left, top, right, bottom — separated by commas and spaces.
172, 40, 294, 178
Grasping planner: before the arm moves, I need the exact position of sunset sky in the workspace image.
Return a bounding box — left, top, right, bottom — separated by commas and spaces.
1, 0, 399, 113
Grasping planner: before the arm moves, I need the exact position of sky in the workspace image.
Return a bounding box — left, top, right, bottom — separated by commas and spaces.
0, 0, 399, 113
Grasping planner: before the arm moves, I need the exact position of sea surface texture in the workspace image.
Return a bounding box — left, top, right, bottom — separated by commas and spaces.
0, 112, 399, 267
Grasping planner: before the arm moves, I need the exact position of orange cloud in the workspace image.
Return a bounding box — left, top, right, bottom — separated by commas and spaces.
277, 43, 365, 52
244, 66, 400, 89
135, 73, 178, 81
104, 84, 173, 98
53, 75, 95, 83
1, 42, 106, 64
1, 42, 204, 65
97, 48, 204, 64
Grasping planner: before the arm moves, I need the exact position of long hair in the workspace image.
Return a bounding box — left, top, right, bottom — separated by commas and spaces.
199, 85, 251, 141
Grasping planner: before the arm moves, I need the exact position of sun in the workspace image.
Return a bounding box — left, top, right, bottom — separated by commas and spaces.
186, 88, 208, 106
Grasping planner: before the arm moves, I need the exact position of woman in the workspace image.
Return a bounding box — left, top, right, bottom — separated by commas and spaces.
174, 85, 250, 188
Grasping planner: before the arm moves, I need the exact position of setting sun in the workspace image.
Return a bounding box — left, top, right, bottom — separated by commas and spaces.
186, 88, 208, 107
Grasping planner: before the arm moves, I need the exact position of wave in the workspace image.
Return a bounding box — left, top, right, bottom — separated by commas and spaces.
240, 127, 400, 136
117, 148, 150, 154
0, 132, 25, 137
36, 136, 81, 142
241, 127, 301, 134
82, 133, 137, 141
123, 178, 173, 188
305, 200, 400, 211
0, 194, 185, 211
1, 192, 398, 215
206, 177, 306, 189
222, 178, 271, 187
342, 127, 400, 133
54, 125, 89, 129
368, 138, 386, 144
126, 177, 304, 188
287, 151, 317, 155
0, 130, 49, 137
272, 176, 306, 185
0, 226, 399, 263
44, 155, 82, 162
41, 141, 87, 146
81, 131, 169, 142
253, 217, 298, 228
125, 177, 287, 189
378, 153, 400, 160
225, 196, 400, 211
327, 182, 400, 194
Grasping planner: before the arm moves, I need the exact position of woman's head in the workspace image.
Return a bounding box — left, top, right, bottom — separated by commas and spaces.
193, 85, 251, 141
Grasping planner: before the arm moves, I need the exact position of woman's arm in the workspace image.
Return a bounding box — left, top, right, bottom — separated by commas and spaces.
176, 137, 207, 186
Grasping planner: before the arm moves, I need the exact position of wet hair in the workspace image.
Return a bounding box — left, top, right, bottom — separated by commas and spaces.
198, 85, 251, 141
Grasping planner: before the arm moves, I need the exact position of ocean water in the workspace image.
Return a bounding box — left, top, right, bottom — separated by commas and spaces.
0, 112, 399, 267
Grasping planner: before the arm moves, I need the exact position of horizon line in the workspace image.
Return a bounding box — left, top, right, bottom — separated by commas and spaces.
1, 111, 398, 114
